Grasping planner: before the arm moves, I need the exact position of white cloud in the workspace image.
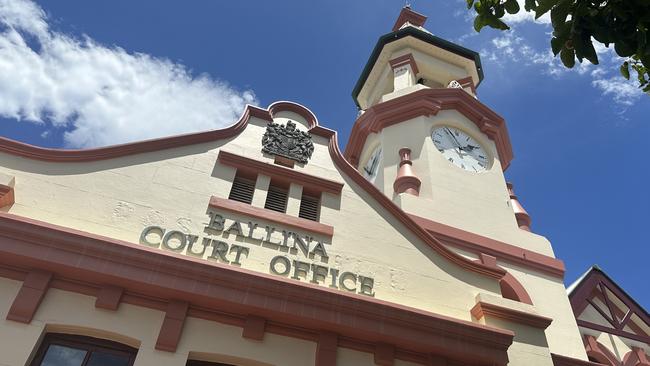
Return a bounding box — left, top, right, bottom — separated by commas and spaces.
476, 24, 645, 107
592, 78, 644, 106
0, 0, 256, 148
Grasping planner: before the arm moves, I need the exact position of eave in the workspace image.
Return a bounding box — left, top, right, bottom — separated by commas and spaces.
352, 26, 484, 108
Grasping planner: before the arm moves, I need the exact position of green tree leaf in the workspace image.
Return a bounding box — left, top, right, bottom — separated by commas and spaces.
620, 61, 631, 79
551, 37, 564, 55
535, 0, 560, 20
550, 0, 571, 28
504, 0, 520, 14
524, 0, 537, 12
560, 47, 576, 68
464, 0, 650, 94
474, 15, 487, 32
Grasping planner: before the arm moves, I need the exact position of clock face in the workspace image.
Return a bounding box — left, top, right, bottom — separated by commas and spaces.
362, 146, 382, 182
432, 126, 489, 172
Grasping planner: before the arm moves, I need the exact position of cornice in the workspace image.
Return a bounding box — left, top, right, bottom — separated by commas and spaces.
0, 212, 514, 366
0, 106, 272, 162
0, 184, 15, 208
209, 196, 334, 237
471, 301, 553, 329
352, 26, 484, 107
410, 213, 566, 278
345, 88, 514, 170
551, 353, 606, 366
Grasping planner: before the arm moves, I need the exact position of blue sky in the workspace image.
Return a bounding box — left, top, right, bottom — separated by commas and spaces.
0, 0, 648, 309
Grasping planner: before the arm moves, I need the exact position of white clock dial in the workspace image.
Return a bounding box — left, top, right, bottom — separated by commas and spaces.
432, 126, 489, 172
362, 146, 382, 182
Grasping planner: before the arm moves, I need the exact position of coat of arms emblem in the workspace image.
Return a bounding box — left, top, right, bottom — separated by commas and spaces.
261, 120, 314, 164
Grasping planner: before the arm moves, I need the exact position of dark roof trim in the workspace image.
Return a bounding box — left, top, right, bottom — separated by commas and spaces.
352, 27, 484, 108
571, 266, 649, 320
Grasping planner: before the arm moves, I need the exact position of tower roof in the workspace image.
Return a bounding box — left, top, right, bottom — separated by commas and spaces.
352, 8, 484, 109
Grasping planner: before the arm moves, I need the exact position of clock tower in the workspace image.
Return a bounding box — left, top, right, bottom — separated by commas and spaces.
346, 6, 543, 250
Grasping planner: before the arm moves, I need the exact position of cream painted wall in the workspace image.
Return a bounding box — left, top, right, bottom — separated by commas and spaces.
578, 304, 650, 363
0, 109, 589, 364
354, 106, 591, 363
0, 277, 317, 366
0, 114, 500, 320
501, 263, 587, 360
358, 110, 555, 256
357, 39, 479, 109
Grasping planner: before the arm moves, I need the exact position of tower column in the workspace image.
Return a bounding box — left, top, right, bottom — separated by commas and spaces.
389, 54, 419, 91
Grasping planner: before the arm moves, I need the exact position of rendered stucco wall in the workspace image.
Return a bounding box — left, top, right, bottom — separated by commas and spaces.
0, 113, 500, 321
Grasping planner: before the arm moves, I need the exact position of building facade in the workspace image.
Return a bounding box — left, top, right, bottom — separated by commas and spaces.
0, 6, 647, 366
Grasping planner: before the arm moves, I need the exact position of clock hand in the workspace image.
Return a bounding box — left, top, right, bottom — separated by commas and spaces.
444, 128, 463, 151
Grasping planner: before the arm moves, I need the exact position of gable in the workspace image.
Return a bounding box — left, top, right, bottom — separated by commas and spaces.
569, 267, 650, 345
0, 101, 507, 323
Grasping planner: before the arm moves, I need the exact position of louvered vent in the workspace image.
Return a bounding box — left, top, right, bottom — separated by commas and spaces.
228, 175, 255, 204
264, 185, 288, 213
299, 194, 320, 221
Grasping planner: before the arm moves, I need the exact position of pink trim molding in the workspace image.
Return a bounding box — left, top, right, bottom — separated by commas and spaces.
217, 150, 344, 195
315, 332, 338, 366
471, 301, 553, 329
392, 6, 428, 31
456, 76, 477, 95
209, 196, 334, 237
94, 285, 123, 311
0, 106, 271, 162
0, 212, 514, 366
375, 343, 395, 366
507, 182, 532, 231
0, 100, 506, 280
410, 213, 565, 278
345, 88, 514, 171
6, 270, 52, 323
389, 54, 419, 75
552, 353, 608, 366
241, 315, 266, 341
0, 184, 14, 208
623, 347, 650, 366
500, 272, 534, 305
156, 300, 189, 352
268, 101, 319, 129
584, 335, 619, 366
394, 148, 421, 196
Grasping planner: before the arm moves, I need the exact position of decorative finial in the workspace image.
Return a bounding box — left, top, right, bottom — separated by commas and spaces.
393, 148, 421, 196
507, 182, 532, 231
392, 6, 427, 32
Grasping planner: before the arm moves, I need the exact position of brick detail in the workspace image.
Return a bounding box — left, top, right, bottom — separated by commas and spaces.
428, 355, 448, 366
241, 315, 266, 341
95, 285, 123, 311
155, 300, 189, 352
315, 332, 338, 366
374, 343, 395, 366
6, 270, 52, 323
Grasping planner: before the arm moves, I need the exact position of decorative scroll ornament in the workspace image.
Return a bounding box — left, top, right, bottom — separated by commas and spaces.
447, 80, 463, 89
262, 120, 314, 164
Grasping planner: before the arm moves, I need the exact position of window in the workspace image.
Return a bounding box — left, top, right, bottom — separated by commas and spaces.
264, 181, 288, 213
30, 333, 137, 366
225, 168, 325, 222
298, 193, 320, 221
228, 171, 256, 204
